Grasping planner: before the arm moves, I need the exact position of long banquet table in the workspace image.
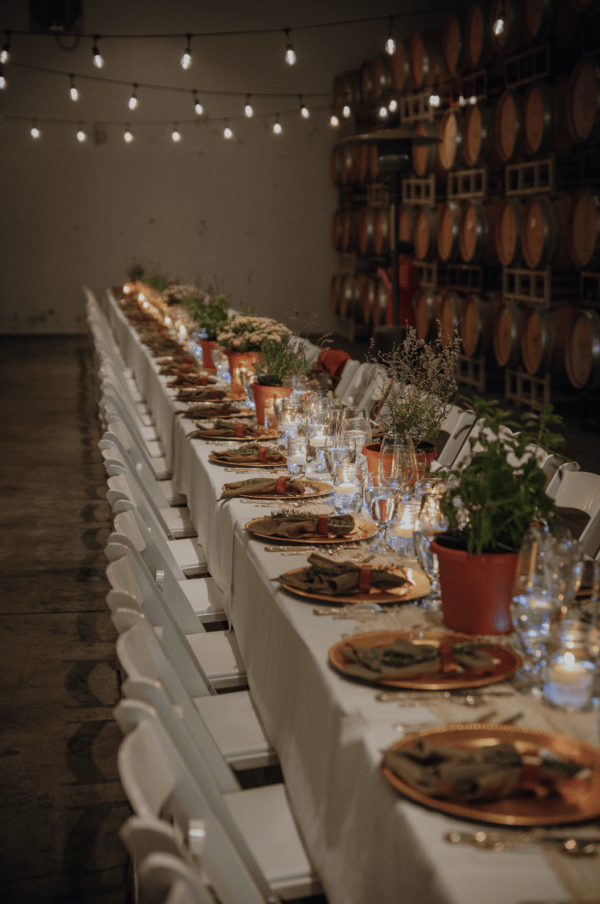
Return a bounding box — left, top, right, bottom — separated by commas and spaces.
104, 287, 600, 904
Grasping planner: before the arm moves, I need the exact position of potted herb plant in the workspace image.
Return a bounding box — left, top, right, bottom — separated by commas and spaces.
433, 396, 566, 635
251, 333, 312, 425
184, 293, 230, 372
365, 326, 462, 473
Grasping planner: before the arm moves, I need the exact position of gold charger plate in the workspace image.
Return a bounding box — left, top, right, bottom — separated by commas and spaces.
278, 565, 430, 604
209, 452, 286, 469
183, 408, 254, 419
329, 630, 521, 690
224, 479, 332, 500
245, 517, 377, 544
382, 724, 600, 826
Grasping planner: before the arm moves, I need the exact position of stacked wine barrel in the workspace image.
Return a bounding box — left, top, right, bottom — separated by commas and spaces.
330, 0, 600, 395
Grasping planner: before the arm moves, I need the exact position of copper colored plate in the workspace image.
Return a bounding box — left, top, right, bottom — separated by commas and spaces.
208, 452, 286, 469
382, 724, 600, 826
191, 428, 279, 442
185, 408, 254, 419
245, 517, 377, 544
329, 630, 521, 690
225, 479, 332, 500
278, 565, 430, 605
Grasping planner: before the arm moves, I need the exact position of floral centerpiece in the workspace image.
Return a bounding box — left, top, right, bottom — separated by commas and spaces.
217, 314, 291, 353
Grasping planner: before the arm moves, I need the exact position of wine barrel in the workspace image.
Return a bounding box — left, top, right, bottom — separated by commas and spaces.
412, 120, 443, 178
340, 143, 355, 185
567, 59, 600, 145
373, 207, 391, 255
463, 99, 502, 169
358, 207, 377, 254
494, 89, 524, 164
361, 276, 389, 326
438, 109, 465, 174
521, 192, 573, 270
330, 274, 343, 314
331, 145, 343, 186
338, 275, 363, 320
458, 198, 501, 264
464, 2, 496, 70
341, 209, 359, 252
409, 31, 441, 90
398, 205, 414, 244
332, 209, 344, 251
368, 144, 379, 181
522, 0, 557, 43
493, 300, 523, 368
495, 198, 523, 267
569, 0, 600, 12
522, 79, 574, 161
549, 0, 581, 45
361, 55, 393, 106
568, 187, 600, 268
490, 0, 523, 55
461, 294, 498, 356
565, 308, 600, 391
390, 39, 409, 92
440, 291, 466, 349
415, 288, 443, 341
521, 302, 577, 377
413, 205, 439, 260
441, 14, 465, 78
437, 200, 462, 262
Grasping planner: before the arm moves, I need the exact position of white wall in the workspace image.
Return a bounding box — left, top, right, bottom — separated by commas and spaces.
0, 0, 455, 333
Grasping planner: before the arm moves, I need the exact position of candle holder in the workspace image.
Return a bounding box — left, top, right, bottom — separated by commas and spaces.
543, 620, 597, 712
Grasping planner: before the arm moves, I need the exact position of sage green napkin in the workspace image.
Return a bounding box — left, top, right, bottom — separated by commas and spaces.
189, 420, 275, 439
256, 513, 354, 538
279, 553, 409, 596
340, 638, 495, 681
177, 387, 228, 402
383, 739, 582, 802
211, 445, 286, 465
220, 476, 306, 501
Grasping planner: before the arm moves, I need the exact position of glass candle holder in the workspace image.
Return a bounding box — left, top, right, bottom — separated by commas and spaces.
287, 435, 308, 476
332, 463, 363, 515
543, 620, 597, 712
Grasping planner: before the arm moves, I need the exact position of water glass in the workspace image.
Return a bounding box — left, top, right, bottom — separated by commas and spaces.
307, 415, 334, 474
412, 479, 448, 608
332, 464, 364, 515
287, 435, 308, 476
379, 433, 417, 496
365, 476, 400, 553
277, 397, 303, 442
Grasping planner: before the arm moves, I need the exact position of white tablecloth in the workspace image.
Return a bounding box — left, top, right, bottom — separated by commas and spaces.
104, 288, 600, 904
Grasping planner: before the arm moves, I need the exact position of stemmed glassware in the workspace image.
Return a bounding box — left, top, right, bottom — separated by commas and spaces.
364, 475, 400, 554
378, 433, 417, 495
412, 477, 448, 611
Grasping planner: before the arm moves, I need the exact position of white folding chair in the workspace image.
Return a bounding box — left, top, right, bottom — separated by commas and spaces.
99, 429, 186, 507
103, 406, 172, 481
338, 362, 376, 407
544, 459, 580, 500
333, 358, 359, 401
117, 617, 277, 776
135, 851, 217, 904
356, 364, 388, 419
115, 699, 322, 901
100, 390, 165, 461
429, 406, 477, 471
551, 470, 600, 558
105, 540, 242, 689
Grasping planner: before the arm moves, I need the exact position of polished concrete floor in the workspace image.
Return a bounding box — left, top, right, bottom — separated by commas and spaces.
0, 333, 598, 904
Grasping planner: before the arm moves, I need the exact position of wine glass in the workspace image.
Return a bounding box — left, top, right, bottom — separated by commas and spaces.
413, 478, 448, 611
378, 433, 417, 496
365, 476, 400, 553
324, 436, 357, 477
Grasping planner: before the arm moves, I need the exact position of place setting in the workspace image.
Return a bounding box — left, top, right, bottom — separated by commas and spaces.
208, 443, 287, 469
187, 419, 279, 441
218, 475, 332, 501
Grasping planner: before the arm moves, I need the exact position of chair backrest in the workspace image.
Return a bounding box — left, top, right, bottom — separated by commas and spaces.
333, 359, 359, 400
545, 459, 580, 500
356, 365, 388, 418
338, 362, 375, 407
136, 850, 215, 904
100, 430, 169, 513
116, 618, 239, 792
113, 500, 187, 582
104, 454, 174, 540
100, 391, 162, 464
551, 470, 600, 557
115, 700, 273, 904
430, 407, 476, 470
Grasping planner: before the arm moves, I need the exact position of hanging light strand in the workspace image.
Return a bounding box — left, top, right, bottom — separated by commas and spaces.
180, 33, 192, 69
128, 83, 138, 110
273, 114, 282, 134
69, 73, 78, 100
284, 28, 296, 65
223, 119, 233, 139
31, 119, 40, 138
385, 15, 396, 55
1, 29, 10, 65
92, 35, 104, 68
193, 90, 203, 115
299, 95, 309, 119
244, 94, 254, 117
76, 122, 86, 141
0, 67, 6, 89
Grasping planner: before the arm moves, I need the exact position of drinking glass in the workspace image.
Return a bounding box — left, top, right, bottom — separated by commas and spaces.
378, 433, 417, 496
412, 478, 449, 610
365, 476, 400, 553
340, 417, 372, 454
277, 397, 303, 443
324, 436, 357, 477
307, 416, 334, 474
332, 463, 364, 515
287, 435, 308, 476
543, 620, 597, 712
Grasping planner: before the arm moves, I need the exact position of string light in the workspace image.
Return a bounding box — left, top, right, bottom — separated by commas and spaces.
31, 120, 40, 138
124, 124, 133, 142
378, 104, 389, 118
223, 119, 233, 139
181, 33, 192, 69
299, 95, 309, 118
244, 94, 254, 117
493, 3, 506, 35
385, 16, 396, 55
284, 29, 296, 65
92, 35, 104, 68
172, 122, 181, 141
429, 94, 440, 107
69, 73, 79, 101
0, 67, 6, 89
388, 98, 398, 112
128, 83, 138, 110
342, 104, 351, 118
1, 30, 10, 65
330, 113, 339, 128
273, 114, 282, 134
193, 91, 203, 115
77, 123, 86, 142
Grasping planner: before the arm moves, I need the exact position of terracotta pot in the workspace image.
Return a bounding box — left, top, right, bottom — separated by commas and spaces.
224, 350, 262, 383
251, 383, 292, 427
199, 339, 218, 373
432, 539, 518, 635
362, 441, 438, 476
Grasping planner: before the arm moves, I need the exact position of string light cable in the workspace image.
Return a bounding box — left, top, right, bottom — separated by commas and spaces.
69, 72, 78, 100
2, 29, 10, 64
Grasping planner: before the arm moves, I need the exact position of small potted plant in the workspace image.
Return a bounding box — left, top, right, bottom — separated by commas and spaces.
217, 312, 291, 384
252, 333, 312, 425
433, 396, 566, 635
366, 325, 462, 473
184, 293, 230, 372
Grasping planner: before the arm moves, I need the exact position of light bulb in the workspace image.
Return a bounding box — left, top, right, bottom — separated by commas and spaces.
379, 104, 389, 118
224, 121, 233, 139
385, 16, 396, 55
493, 12, 505, 35
77, 125, 86, 142
469, 95, 477, 104
330, 114, 340, 128
273, 117, 282, 134
299, 95, 309, 118
124, 127, 133, 143
172, 123, 181, 142
139, 293, 145, 301
92, 36, 104, 68
128, 84, 137, 110
193, 91, 203, 115
0, 68, 6, 89
245, 94, 254, 117
458, 95, 466, 106
31, 121, 40, 138
388, 98, 398, 112
429, 94, 440, 107
181, 34, 192, 69
1, 31, 10, 65
284, 29, 296, 65
342, 104, 351, 118
69, 74, 78, 101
